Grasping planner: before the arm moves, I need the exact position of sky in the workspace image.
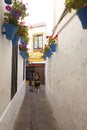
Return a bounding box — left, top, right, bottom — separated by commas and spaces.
24, 0, 53, 26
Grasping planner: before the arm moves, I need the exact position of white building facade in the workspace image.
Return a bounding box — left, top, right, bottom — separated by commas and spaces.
46, 0, 87, 130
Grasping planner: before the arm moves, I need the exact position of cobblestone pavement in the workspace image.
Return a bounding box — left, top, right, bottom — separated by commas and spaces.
12, 85, 59, 130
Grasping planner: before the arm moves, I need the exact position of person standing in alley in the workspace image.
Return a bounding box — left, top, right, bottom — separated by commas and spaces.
35, 73, 40, 92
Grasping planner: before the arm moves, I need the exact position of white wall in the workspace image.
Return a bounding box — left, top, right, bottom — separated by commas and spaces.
0, 0, 12, 117
17, 49, 24, 87
0, 1, 25, 130
53, 0, 65, 26
0, 81, 25, 130
46, 6, 87, 130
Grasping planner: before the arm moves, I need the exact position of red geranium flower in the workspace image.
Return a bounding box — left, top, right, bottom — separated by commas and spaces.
46, 34, 58, 44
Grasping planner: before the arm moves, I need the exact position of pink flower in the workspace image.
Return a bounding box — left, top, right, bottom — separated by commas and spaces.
15, 9, 21, 15
26, 13, 29, 16
29, 25, 33, 29
40, 49, 43, 53
6, 6, 12, 11
26, 3, 28, 5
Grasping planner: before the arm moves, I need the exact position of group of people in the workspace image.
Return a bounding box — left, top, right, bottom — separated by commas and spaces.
29, 73, 40, 93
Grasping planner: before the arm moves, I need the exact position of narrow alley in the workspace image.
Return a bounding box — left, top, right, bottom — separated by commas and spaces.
1, 1, 87, 130
12, 85, 59, 130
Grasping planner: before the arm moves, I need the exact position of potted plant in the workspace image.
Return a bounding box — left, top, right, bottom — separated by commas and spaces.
65, 0, 87, 29
3, 9, 19, 40
16, 23, 29, 44
25, 51, 29, 59
11, 0, 27, 19
46, 34, 58, 52
20, 50, 29, 60
11, 22, 29, 46
43, 45, 52, 59
77, 4, 87, 29
2, 0, 28, 40
12, 22, 29, 46
12, 34, 20, 45
19, 44, 29, 59
65, 0, 87, 12
19, 43, 28, 51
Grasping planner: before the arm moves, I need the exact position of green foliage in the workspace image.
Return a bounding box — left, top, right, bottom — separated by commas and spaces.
46, 34, 58, 44
65, 0, 87, 12
43, 45, 51, 55
25, 51, 29, 58
12, 0, 27, 19
4, 0, 27, 25
4, 12, 19, 26
19, 44, 28, 51
16, 25, 29, 43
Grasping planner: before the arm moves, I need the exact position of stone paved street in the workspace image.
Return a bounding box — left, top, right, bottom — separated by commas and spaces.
12, 85, 59, 130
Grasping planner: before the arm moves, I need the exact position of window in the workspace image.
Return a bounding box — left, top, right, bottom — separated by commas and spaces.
33, 34, 43, 50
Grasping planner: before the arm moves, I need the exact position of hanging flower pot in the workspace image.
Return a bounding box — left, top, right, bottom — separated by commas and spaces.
12, 34, 20, 45
4, 0, 12, 4
46, 49, 52, 58
20, 51, 28, 60
65, 0, 87, 12
20, 38, 26, 44
4, 23, 18, 40
17, 24, 29, 44
11, 9, 21, 19
77, 6, 87, 29
44, 55, 47, 60
42, 55, 47, 60
50, 43, 57, 52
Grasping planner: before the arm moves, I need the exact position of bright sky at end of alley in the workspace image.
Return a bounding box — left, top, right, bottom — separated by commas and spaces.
24, 0, 53, 25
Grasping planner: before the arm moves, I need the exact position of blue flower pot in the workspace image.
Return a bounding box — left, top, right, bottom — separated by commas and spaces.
20, 51, 28, 60
46, 49, 52, 58
4, 23, 18, 40
50, 43, 57, 52
43, 55, 47, 60
20, 38, 26, 44
12, 34, 20, 46
4, 0, 12, 4
77, 7, 87, 29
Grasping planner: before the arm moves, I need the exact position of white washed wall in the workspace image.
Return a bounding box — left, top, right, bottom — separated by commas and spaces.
0, 1, 25, 130
0, 81, 25, 130
17, 49, 24, 88
0, 0, 12, 117
46, 8, 87, 130
53, 0, 65, 26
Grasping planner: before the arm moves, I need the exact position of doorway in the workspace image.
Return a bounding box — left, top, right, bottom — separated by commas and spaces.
11, 45, 18, 99
26, 63, 45, 84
